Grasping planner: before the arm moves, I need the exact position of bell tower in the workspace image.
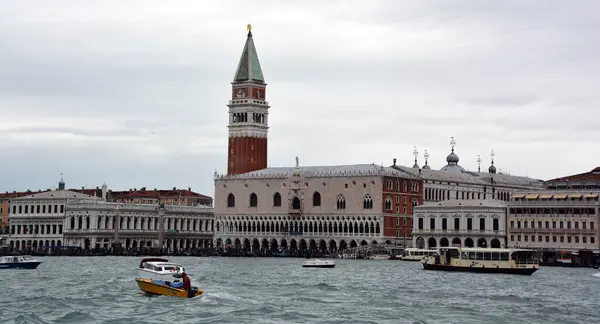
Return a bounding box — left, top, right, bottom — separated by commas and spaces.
227, 24, 270, 175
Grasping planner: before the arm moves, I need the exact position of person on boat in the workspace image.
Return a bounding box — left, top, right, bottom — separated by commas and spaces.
182, 272, 192, 297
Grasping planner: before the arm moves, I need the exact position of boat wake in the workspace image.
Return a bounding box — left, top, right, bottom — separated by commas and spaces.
592, 272, 600, 278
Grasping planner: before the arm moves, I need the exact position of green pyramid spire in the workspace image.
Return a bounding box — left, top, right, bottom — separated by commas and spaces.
233, 30, 265, 83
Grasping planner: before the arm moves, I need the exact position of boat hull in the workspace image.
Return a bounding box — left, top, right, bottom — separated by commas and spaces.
135, 278, 203, 298
302, 264, 335, 268
0, 261, 42, 269
422, 263, 538, 275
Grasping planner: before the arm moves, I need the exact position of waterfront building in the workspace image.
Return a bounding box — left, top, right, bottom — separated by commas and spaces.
391, 143, 544, 203
7, 178, 96, 250
214, 163, 423, 251
544, 166, 600, 190
412, 200, 507, 249
213, 27, 422, 251
63, 199, 214, 250
69, 186, 213, 207
507, 191, 600, 251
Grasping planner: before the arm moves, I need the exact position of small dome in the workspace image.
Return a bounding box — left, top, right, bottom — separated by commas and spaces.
489, 164, 497, 174
422, 164, 431, 170
446, 151, 459, 164
413, 162, 420, 169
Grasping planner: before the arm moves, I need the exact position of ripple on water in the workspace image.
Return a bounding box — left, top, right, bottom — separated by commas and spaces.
1, 257, 600, 324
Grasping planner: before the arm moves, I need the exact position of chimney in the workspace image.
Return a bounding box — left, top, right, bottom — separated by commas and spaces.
393, 158, 397, 166
173, 187, 176, 190
102, 183, 108, 201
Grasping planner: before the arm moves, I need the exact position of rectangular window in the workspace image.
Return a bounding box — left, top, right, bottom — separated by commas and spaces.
418, 218, 423, 230
493, 219, 499, 231
545, 221, 549, 228
517, 221, 521, 228
403, 218, 407, 226
560, 236, 564, 243
396, 218, 400, 226
591, 222, 595, 230
467, 218, 473, 230
545, 236, 549, 242
430, 218, 435, 230
479, 218, 485, 231
454, 218, 460, 230
442, 218, 447, 230
396, 230, 400, 237
510, 235, 514, 241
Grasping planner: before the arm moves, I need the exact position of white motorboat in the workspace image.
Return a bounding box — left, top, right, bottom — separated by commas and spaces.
137, 258, 186, 282
0, 255, 42, 269
369, 254, 390, 260
302, 259, 335, 268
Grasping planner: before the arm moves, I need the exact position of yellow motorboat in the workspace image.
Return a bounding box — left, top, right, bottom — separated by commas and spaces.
135, 278, 203, 298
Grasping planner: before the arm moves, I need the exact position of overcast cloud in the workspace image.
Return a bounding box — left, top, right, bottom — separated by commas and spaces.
0, 0, 598, 197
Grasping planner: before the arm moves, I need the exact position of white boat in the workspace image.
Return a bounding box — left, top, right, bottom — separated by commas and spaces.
0, 255, 42, 269
421, 247, 540, 275
137, 258, 186, 282
302, 259, 335, 268
369, 254, 390, 260
401, 248, 438, 261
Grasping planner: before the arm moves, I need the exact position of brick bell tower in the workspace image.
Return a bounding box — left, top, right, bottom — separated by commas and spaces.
227, 24, 270, 175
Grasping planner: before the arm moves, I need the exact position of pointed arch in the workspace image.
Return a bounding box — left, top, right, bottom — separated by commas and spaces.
249, 193, 258, 207
273, 192, 282, 207
336, 195, 346, 210
227, 193, 235, 207
385, 196, 392, 210
363, 194, 373, 209
292, 197, 301, 209
312, 191, 321, 207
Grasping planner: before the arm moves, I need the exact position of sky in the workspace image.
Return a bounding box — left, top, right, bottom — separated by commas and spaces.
0, 0, 599, 197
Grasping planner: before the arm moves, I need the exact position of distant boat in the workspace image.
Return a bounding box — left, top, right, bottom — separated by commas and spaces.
421, 247, 540, 275
302, 259, 335, 268
0, 255, 42, 269
369, 254, 390, 260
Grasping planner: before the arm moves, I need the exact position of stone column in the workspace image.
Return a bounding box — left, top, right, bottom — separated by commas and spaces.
157, 203, 166, 253
113, 204, 121, 252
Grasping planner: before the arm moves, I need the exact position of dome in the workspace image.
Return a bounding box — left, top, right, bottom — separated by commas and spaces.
489, 164, 497, 174
440, 164, 466, 173
422, 164, 431, 170
446, 151, 459, 164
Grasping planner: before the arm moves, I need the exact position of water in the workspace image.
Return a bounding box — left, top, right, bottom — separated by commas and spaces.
1, 257, 599, 324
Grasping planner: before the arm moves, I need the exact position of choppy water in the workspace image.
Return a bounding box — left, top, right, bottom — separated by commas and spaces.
1, 257, 599, 324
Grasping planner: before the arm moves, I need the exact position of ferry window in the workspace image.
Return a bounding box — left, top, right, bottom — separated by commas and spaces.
493, 219, 499, 231
500, 253, 509, 261
491, 252, 500, 260
483, 252, 491, 260
476, 252, 484, 260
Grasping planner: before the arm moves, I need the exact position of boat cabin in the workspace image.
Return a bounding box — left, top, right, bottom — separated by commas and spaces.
138, 258, 186, 282
402, 248, 438, 261
430, 247, 539, 268
1, 255, 35, 263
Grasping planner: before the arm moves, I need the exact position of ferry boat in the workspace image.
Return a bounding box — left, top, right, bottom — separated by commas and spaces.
401, 248, 438, 261
135, 258, 203, 298
302, 259, 335, 268
0, 255, 42, 269
421, 247, 540, 275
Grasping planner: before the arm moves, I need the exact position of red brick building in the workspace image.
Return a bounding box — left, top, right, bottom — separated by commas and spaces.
381, 175, 423, 245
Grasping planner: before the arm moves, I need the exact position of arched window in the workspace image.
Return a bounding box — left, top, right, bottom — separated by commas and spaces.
396, 180, 400, 191
336, 196, 346, 210
386, 180, 393, 190
403, 181, 408, 192
412, 198, 418, 209
385, 196, 392, 210
313, 192, 321, 206
227, 193, 235, 207
292, 197, 301, 209
273, 192, 281, 207
249, 193, 258, 207
363, 195, 373, 209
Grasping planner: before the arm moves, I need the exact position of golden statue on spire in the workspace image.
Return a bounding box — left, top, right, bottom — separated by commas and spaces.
247, 24, 252, 32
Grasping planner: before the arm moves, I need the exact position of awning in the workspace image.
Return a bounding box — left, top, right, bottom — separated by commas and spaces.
538, 194, 553, 199
512, 194, 526, 199
525, 194, 539, 199
553, 194, 568, 199
568, 194, 583, 199
584, 193, 599, 198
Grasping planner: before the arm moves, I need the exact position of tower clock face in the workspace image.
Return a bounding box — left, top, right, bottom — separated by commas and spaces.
236, 88, 246, 98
